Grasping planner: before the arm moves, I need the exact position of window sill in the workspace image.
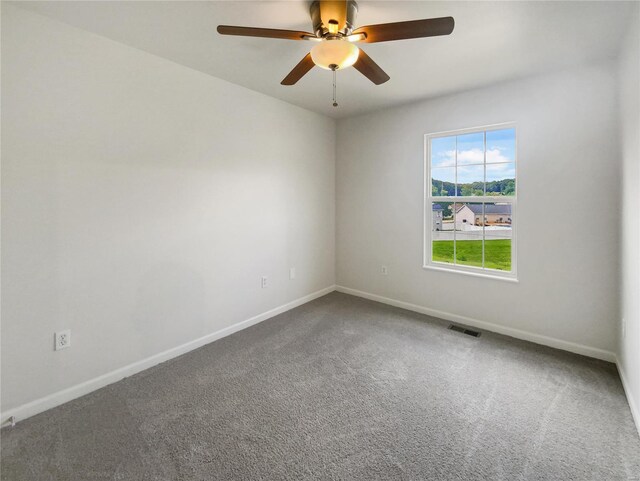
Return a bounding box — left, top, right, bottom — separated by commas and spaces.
423, 264, 519, 283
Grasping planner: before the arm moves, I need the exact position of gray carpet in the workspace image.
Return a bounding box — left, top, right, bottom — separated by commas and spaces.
2, 292, 639, 480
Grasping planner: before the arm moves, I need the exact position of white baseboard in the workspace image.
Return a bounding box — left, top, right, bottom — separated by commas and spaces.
616, 358, 640, 437
3, 285, 624, 429
1, 285, 336, 427
335, 285, 616, 363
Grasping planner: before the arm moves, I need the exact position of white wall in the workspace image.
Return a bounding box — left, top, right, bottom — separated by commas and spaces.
1, 5, 335, 416
336, 62, 620, 358
618, 5, 640, 431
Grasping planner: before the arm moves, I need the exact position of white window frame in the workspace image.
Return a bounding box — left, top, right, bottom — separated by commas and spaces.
423, 122, 518, 282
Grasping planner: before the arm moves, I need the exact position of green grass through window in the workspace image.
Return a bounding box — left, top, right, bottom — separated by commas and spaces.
432, 239, 511, 271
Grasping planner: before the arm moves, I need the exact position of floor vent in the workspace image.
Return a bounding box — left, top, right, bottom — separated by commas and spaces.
448, 324, 481, 338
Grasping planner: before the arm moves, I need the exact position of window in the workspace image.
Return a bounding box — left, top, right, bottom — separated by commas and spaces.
424, 124, 517, 279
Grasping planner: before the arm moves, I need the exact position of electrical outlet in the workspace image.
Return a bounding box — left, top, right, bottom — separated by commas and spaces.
381, 265, 388, 275
622, 317, 626, 340
261, 276, 268, 289
55, 330, 71, 351
289, 267, 296, 280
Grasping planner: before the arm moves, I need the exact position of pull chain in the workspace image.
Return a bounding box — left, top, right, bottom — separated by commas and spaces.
332, 68, 338, 107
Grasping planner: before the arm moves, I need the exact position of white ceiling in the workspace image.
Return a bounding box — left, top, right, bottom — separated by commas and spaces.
11, 1, 635, 119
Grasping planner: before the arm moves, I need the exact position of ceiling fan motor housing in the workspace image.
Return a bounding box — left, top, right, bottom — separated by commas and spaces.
310, 0, 358, 38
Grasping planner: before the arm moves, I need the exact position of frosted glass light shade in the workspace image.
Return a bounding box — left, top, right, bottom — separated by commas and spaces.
310, 40, 360, 70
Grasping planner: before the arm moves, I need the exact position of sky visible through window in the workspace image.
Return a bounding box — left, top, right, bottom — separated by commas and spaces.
431, 128, 515, 196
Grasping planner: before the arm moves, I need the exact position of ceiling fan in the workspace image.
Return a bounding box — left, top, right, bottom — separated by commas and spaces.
217, 0, 454, 94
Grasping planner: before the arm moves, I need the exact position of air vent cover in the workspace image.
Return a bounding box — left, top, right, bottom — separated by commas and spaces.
448, 324, 481, 338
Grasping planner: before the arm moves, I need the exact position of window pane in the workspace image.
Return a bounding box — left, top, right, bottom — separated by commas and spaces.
483, 202, 512, 271
486, 163, 516, 196
454, 202, 483, 268
456, 132, 484, 166
427, 126, 516, 277
486, 128, 516, 164
456, 164, 484, 196
431, 136, 456, 168
432, 202, 454, 265
431, 167, 455, 197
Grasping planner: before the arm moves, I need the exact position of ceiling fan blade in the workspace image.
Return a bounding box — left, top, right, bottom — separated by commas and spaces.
217, 25, 314, 41
353, 49, 390, 85
353, 17, 454, 43
281, 53, 316, 85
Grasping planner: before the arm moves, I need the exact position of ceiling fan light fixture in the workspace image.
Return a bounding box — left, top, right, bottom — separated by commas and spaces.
310, 39, 360, 70
218, 0, 455, 86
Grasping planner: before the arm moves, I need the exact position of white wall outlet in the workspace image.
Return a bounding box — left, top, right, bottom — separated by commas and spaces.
54, 330, 71, 351
289, 267, 296, 280
381, 265, 388, 275
261, 276, 268, 289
